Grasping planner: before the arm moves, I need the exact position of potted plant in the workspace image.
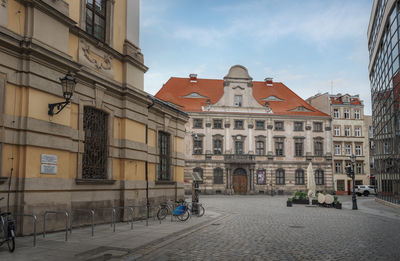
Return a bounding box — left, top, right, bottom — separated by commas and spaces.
334, 196, 342, 209
292, 191, 309, 204
287, 197, 293, 207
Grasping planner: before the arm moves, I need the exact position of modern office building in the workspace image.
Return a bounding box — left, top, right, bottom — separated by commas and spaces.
156, 65, 333, 195
306, 93, 371, 195
368, 0, 400, 203
0, 0, 188, 234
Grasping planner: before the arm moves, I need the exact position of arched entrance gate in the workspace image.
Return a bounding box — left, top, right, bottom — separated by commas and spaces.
232, 168, 247, 194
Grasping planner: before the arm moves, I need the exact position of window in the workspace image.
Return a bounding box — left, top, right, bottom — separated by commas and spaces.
276, 169, 285, 185
345, 127, 351, 136
345, 144, 352, 155
85, 0, 106, 41
83, 106, 108, 179
295, 169, 304, 185
294, 139, 303, 157
355, 127, 361, 137
213, 168, 224, 184
333, 109, 339, 118
275, 121, 284, 131
213, 137, 223, 155
235, 141, 243, 155
294, 122, 303, 131
158, 131, 170, 181
337, 180, 345, 191
314, 139, 323, 156
193, 118, 203, 129
256, 141, 265, 155
275, 137, 284, 156
334, 144, 341, 155
354, 109, 360, 119
315, 169, 324, 185
384, 142, 390, 154
334, 126, 340, 136
234, 120, 244, 129
357, 163, 363, 174
335, 162, 342, 173
234, 95, 242, 107
255, 120, 265, 130
344, 109, 350, 119
193, 136, 203, 155
213, 119, 223, 129
355, 145, 362, 156
313, 122, 323, 132
193, 167, 203, 184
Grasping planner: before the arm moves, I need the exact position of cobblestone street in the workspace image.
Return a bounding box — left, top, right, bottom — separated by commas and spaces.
134, 195, 400, 261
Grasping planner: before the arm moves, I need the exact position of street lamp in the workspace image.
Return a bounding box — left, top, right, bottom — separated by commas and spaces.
48, 72, 76, 116
270, 169, 274, 196
346, 153, 358, 210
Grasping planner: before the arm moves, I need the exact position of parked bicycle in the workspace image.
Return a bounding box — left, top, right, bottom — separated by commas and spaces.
173, 201, 205, 222
187, 202, 205, 217
0, 197, 16, 252
157, 200, 186, 221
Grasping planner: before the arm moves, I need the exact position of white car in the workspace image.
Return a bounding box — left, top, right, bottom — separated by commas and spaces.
355, 185, 376, 196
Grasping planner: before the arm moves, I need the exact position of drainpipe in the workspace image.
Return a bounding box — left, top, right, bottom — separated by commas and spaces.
146, 96, 155, 220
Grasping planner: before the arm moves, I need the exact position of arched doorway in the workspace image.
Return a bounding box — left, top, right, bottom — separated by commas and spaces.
233, 168, 247, 194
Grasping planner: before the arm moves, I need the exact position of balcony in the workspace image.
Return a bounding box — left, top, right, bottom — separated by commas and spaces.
224, 154, 255, 163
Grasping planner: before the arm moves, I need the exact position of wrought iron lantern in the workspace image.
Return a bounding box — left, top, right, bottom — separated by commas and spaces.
48, 72, 76, 116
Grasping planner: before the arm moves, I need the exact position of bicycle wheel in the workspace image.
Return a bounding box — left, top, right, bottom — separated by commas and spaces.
157, 207, 168, 220
177, 210, 190, 221
197, 205, 205, 217
7, 231, 15, 252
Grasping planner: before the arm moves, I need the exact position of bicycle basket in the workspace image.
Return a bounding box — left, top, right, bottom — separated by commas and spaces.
173, 205, 187, 216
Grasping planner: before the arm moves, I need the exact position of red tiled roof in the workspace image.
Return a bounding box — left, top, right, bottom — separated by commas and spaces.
329, 96, 362, 105
155, 77, 329, 117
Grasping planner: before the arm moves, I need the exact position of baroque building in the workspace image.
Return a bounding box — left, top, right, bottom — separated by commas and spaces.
306, 93, 371, 195
155, 65, 333, 195
368, 0, 400, 204
0, 0, 188, 234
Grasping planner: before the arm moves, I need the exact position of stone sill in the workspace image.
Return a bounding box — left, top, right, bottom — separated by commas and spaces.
75, 179, 116, 185
155, 181, 176, 186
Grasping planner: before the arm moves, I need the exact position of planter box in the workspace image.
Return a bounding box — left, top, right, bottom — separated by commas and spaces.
312, 199, 318, 205
287, 201, 293, 207
334, 203, 342, 209
292, 199, 309, 204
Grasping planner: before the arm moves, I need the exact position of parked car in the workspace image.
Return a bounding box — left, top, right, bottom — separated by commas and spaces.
354, 185, 376, 196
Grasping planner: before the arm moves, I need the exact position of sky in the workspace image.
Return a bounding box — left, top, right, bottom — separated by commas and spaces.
139, 0, 374, 114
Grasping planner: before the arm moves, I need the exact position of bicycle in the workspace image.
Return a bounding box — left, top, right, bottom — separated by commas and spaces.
157, 199, 187, 221
0, 197, 16, 252
188, 202, 205, 217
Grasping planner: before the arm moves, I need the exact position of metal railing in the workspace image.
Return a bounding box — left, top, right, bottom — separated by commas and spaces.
43, 211, 70, 241
14, 214, 37, 247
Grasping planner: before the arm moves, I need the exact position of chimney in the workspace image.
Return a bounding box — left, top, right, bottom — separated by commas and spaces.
264, 77, 273, 86
189, 74, 198, 83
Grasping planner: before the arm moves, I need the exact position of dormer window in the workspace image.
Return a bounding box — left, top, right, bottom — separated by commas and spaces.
234, 95, 242, 107
343, 96, 349, 103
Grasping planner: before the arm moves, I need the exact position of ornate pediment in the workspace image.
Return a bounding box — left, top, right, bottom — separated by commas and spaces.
182, 92, 208, 98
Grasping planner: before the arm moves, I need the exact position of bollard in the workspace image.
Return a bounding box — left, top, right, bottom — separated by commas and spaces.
112, 208, 116, 232
90, 209, 95, 237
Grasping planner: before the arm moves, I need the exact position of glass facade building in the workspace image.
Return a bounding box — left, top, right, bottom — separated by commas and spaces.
368, 0, 400, 204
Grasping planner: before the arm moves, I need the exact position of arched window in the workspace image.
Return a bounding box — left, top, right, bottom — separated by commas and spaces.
315, 169, 324, 185
193, 167, 203, 183
295, 169, 304, 185
276, 169, 285, 185
213, 168, 224, 184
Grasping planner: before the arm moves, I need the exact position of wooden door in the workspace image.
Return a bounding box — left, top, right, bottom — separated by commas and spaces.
233, 175, 248, 194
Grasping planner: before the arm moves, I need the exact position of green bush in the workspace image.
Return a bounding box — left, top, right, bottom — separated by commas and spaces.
293, 190, 308, 200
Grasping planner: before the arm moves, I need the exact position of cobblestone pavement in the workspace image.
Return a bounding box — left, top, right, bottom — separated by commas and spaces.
130, 195, 400, 261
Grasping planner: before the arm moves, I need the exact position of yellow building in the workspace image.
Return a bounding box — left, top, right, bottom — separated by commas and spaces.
0, 0, 188, 234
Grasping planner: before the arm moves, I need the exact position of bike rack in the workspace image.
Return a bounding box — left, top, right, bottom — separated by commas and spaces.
70, 209, 96, 237
113, 207, 134, 230
14, 214, 37, 247
43, 211, 70, 241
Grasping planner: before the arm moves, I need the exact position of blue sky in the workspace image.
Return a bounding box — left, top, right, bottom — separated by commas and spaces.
140, 0, 374, 114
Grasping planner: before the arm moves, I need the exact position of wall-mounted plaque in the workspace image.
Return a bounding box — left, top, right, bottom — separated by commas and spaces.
41, 164, 57, 175
41, 154, 58, 165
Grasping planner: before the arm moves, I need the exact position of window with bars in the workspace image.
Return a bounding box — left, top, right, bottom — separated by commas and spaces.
276, 169, 285, 185
315, 169, 324, 185
295, 169, 304, 185
213, 168, 224, 184
158, 131, 170, 181
85, 0, 106, 41
213, 137, 223, 155
256, 140, 265, 155
294, 139, 303, 157
82, 107, 108, 179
